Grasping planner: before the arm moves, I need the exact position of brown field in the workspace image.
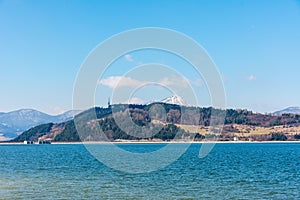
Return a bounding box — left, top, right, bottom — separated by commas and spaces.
176, 123, 300, 137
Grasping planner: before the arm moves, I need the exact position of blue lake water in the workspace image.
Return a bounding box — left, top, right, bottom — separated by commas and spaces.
0, 143, 300, 199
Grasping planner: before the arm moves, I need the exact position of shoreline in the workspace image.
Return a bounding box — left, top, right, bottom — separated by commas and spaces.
1, 140, 300, 145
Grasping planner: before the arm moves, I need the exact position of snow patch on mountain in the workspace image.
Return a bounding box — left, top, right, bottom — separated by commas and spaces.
161, 95, 186, 105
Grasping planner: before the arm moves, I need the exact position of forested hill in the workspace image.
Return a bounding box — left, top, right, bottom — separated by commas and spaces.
11, 103, 300, 142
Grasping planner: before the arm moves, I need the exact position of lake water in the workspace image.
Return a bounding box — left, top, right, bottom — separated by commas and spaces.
1, 143, 300, 199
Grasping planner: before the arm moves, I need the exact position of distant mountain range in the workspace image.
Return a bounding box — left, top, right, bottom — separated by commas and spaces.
274, 107, 300, 115
0, 109, 81, 141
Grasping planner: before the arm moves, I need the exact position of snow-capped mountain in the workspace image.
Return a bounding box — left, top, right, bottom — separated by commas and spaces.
274, 107, 300, 115
161, 95, 185, 105
0, 109, 81, 141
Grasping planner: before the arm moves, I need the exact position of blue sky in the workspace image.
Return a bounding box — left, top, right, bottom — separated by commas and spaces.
1, 0, 300, 114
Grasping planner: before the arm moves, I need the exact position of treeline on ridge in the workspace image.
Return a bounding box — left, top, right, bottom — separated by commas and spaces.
11, 103, 300, 142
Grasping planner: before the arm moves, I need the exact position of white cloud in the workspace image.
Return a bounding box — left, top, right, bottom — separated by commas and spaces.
98, 76, 143, 89
124, 54, 134, 62
159, 76, 189, 88
247, 75, 256, 81
191, 78, 203, 87
99, 76, 190, 89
